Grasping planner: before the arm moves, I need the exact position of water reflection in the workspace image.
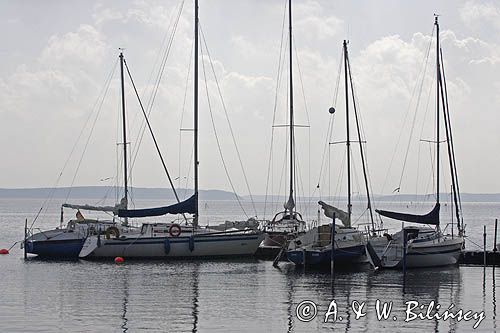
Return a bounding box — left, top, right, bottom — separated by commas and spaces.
493, 266, 497, 331
285, 268, 294, 333
191, 262, 200, 333
278, 263, 465, 332
4, 257, 497, 332
121, 268, 129, 332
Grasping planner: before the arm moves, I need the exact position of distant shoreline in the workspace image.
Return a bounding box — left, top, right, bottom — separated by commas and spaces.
0, 186, 236, 201
0, 186, 500, 202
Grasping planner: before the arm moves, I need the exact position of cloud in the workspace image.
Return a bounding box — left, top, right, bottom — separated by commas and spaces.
39, 24, 108, 67
354, 34, 430, 104
2, 0, 500, 194
92, 0, 186, 30
221, 72, 274, 117
92, 7, 124, 26
1, 24, 110, 118
295, 1, 344, 41
460, 0, 500, 28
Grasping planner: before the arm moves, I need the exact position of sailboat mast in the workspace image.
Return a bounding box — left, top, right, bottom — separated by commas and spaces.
287, 0, 295, 213
343, 40, 352, 226
193, 0, 199, 227
119, 51, 129, 224
435, 16, 440, 206
345, 47, 375, 232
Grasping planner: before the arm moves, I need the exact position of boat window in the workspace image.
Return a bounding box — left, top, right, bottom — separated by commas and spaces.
407, 229, 419, 241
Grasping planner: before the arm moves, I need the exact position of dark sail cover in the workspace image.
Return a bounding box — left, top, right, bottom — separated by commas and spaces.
375, 203, 440, 226
118, 194, 197, 218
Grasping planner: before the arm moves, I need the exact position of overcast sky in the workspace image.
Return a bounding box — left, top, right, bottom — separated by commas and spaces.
1, 0, 499, 199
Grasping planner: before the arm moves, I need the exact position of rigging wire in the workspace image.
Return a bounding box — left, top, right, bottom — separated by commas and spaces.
414, 79, 434, 205
440, 48, 463, 231
64, 63, 119, 203
123, 59, 183, 208
314, 48, 343, 198
199, 30, 249, 218
199, 25, 258, 217
346, 51, 376, 230
293, 34, 312, 216
333, 149, 346, 207
380, 26, 435, 195
395, 31, 435, 194
29, 59, 119, 230
264, 0, 288, 219
128, 0, 185, 177
178, 39, 194, 199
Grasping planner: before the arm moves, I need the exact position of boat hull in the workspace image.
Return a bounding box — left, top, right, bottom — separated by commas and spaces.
82, 232, 265, 259
287, 244, 367, 267
404, 241, 463, 267
26, 238, 85, 258
368, 235, 464, 269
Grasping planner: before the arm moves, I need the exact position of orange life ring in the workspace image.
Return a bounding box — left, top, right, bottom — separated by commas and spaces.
169, 224, 182, 237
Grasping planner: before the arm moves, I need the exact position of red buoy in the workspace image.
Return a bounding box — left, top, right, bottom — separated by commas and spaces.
114, 256, 124, 264
0, 249, 9, 255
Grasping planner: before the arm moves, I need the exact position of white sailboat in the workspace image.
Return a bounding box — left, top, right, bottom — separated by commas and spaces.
261, 0, 307, 250
366, 17, 465, 269
23, 52, 139, 259
287, 40, 370, 267
79, 0, 264, 259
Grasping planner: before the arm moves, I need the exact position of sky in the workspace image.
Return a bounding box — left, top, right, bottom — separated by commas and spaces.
1, 0, 500, 199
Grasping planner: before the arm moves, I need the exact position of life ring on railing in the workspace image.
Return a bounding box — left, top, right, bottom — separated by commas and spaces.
169, 224, 182, 237
105, 226, 120, 240
67, 220, 76, 230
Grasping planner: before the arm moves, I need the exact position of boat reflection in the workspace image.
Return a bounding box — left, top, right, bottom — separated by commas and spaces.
121, 268, 129, 333
279, 262, 464, 332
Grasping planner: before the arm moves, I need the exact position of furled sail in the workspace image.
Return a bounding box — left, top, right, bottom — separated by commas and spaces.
318, 201, 350, 227
375, 203, 440, 226
118, 194, 197, 218
62, 197, 127, 214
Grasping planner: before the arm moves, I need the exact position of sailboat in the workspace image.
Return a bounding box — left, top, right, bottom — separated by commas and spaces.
78, 0, 264, 259
261, 0, 307, 250
23, 52, 138, 258
286, 40, 370, 267
366, 17, 465, 269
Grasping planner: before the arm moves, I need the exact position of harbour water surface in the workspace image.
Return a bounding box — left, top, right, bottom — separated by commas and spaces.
0, 198, 498, 332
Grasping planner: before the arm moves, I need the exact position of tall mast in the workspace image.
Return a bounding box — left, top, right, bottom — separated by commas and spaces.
435, 16, 440, 206
193, 0, 199, 227
119, 51, 129, 225
287, 0, 295, 214
345, 45, 375, 232
343, 40, 352, 226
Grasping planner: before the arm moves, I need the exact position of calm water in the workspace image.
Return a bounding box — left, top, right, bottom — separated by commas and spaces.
0, 198, 499, 332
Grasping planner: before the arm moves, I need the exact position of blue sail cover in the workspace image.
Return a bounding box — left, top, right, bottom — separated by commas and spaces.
118, 194, 197, 218
375, 203, 440, 226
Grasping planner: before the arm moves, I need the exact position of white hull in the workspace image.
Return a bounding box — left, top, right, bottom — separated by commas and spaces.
369, 232, 464, 268
80, 230, 264, 258
404, 238, 463, 267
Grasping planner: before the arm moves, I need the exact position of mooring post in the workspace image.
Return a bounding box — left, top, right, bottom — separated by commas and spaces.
494, 219, 498, 252
402, 222, 407, 292
483, 225, 487, 268
24, 218, 28, 259
331, 213, 336, 278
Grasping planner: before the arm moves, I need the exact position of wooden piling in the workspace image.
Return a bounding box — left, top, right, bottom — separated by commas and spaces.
24, 218, 27, 259
331, 213, 336, 278
402, 223, 407, 292
494, 219, 498, 252
484, 225, 487, 268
